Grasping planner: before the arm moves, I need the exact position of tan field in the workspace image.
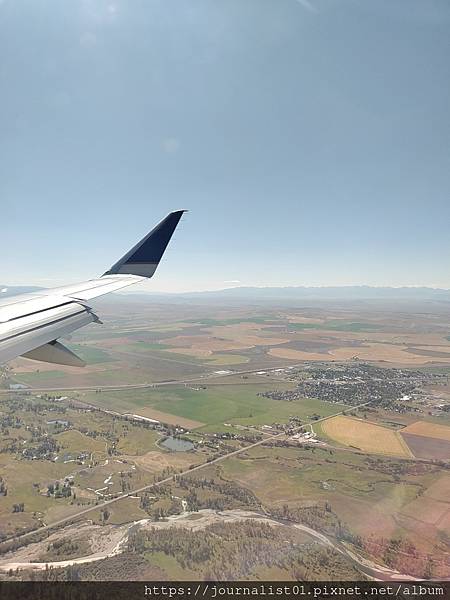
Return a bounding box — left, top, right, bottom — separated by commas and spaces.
165, 347, 214, 357
285, 316, 325, 324
424, 475, 450, 502
131, 450, 200, 475
269, 347, 329, 361
10, 357, 107, 375
414, 345, 450, 354
401, 497, 450, 526
320, 416, 414, 457
165, 323, 289, 357
329, 343, 450, 364
166, 335, 251, 354
297, 329, 450, 346
208, 324, 289, 346
270, 342, 450, 365
401, 421, 450, 442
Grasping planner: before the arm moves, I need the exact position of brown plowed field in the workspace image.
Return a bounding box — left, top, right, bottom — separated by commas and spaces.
401, 433, 450, 460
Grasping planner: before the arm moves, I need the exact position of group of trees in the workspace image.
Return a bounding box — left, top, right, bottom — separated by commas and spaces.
23, 436, 59, 461
47, 481, 72, 499
363, 534, 442, 578
176, 475, 259, 511
127, 519, 359, 580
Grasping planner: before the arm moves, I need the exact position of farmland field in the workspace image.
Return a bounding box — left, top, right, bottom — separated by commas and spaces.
319, 416, 413, 457
401, 421, 450, 441
2, 296, 450, 580
80, 383, 340, 432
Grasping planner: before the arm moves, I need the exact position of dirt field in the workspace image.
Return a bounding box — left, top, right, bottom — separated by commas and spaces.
424, 475, 450, 502
401, 497, 450, 526
269, 342, 450, 365
320, 416, 413, 457
165, 337, 250, 355
401, 433, 450, 460
208, 324, 289, 346
401, 421, 450, 441
268, 347, 330, 361
131, 450, 201, 475
331, 343, 450, 364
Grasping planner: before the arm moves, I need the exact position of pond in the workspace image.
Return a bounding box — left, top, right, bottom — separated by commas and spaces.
161, 436, 195, 452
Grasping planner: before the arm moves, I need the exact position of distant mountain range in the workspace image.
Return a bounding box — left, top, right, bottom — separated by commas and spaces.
119, 285, 450, 305
173, 285, 450, 300
2, 285, 450, 304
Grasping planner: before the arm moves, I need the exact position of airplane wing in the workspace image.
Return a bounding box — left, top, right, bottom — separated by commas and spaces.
0, 210, 185, 367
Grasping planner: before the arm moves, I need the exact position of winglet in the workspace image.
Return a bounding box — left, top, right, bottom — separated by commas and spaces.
103, 210, 186, 279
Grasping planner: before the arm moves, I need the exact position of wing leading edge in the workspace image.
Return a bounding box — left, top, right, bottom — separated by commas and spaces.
0, 210, 185, 366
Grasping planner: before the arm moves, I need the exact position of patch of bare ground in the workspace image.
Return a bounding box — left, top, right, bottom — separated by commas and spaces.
424, 475, 450, 502
269, 342, 450, 364
285, 316, 326, 324
401, 434, 450, 460
10, 358, 107, 375
268, 347, 330, 361
130, 450, 200, 475
208, 324, 289, 345
401, 421, 450, 441
0, 522, 127, 566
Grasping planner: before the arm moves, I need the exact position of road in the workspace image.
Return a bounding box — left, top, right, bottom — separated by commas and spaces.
0, 399, 372, 547
0, 362, 306, 394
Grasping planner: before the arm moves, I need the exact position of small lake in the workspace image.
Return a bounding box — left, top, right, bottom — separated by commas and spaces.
161, 436, 195, 452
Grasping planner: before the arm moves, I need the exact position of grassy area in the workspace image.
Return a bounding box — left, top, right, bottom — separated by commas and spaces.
215, 445, 425, 536
145, 551, 195, 579
55, 430, 106, 455
82, 383, 341, 431
0, 455, 83, 532
116, 427, 160, 455
288, 320, 383, 332
188, 317, 272, 326
98, 497, 148, 524
204, 354, 250, 365
67, 344, 115, 364
120, 342, 171, 352
13, 370, 65, 385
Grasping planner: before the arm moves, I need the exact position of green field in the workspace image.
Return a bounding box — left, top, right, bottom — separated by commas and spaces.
120, 342, 171, 352
67, 344, 115, 364
55, 430, 107, 456
204, 445, 429, 541
187, 317, 272, 326
116, 427, 160, 455
13, 370, 65, 385
81, 383, 341, 431
288, 320, 383, 332
204, 354, 250, 365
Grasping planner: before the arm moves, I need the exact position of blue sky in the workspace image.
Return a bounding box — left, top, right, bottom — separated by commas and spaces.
1, 0, 449, 292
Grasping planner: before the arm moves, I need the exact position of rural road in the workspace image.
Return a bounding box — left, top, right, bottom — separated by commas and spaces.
0, 399, 372, 547
0, 362, 307, 394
